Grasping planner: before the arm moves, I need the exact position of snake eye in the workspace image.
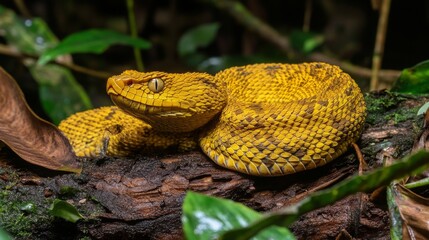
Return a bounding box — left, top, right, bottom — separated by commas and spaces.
147, 78, 164, 93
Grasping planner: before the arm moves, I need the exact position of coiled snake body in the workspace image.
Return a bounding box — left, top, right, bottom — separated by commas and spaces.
59, 62, 366, 176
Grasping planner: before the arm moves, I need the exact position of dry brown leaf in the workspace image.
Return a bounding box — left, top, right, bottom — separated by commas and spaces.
0, 67, 81, 173
393, 184, 429, 240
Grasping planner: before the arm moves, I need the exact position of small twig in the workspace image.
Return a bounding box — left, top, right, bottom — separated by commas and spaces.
352, 143, 367, 175
370, 0, 391, 90
60, 62, 112, 79
206, 0, 293, 59
13, 0, 32, 18
126, 0, 145, 72
303, 0, 313, 32
0, 44, 112, 79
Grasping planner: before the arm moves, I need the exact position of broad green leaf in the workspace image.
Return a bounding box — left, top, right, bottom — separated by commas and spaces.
0, 5, 58, 55
38, 29, 151, 65
49, 199, 84, 223
0, 227, 12, 240
221, 150, 429, 240
178, 23, 220, 57
29, 64, 92, 124
391, 60, 429, 94
182, 192, 295, 240
290, 30, 324, 54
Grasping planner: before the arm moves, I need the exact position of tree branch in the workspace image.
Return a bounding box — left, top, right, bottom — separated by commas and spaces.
205, 0, 401, 85
0, 44, 112, 79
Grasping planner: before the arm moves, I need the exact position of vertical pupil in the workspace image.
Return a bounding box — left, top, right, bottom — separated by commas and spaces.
155, 79, 158, 90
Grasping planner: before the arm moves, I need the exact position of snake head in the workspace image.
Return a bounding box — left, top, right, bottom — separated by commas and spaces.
106, 70, 226, 132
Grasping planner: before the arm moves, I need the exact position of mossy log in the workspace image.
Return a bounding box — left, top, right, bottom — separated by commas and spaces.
0, 91, 426, 239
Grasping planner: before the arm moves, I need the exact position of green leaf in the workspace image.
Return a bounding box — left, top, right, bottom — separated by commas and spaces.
49, 199, 84, 223
391, 60, 429, 94
221, 150, 429, 240
0, 5, 92, 123
178, 23, 220, 57
387, 186, 403, 240
0, 5, 58, 56
0, 227, 12, 240
38, 29, 151, 65
417, 101, 429, 115
182, 192, 295, 240
29, 64, 92, 124
290, 30, 324, 54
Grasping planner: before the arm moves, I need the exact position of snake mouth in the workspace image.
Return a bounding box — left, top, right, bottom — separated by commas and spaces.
108, 90, 193, 119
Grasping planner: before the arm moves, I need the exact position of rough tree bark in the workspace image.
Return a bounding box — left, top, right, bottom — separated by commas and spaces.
0, 91, 426, 240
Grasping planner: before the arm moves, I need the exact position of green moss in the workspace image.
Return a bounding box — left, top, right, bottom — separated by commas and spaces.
383, 106, 420, 124
0, 172, 53, 238
365, 92, 417, 125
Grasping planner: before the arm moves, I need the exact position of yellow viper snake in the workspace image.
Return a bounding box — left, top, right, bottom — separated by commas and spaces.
59, 62, 366, 176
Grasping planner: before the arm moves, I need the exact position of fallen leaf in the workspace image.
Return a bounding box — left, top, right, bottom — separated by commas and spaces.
0, 67, 81, 173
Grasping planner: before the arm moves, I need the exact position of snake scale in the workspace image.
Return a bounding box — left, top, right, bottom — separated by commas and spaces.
59, 62, 366, 176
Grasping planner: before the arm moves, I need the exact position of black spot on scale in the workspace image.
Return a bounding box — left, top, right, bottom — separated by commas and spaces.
344, 87, 353, 96
235, 109, 244, 115
318, 100, 328, 107
261, 157, 274, 168
264, 65, 282, 76
198, 77, 217, 88
249, 103, 263, 113
236, 67, 251, 76
315, 63, 323, 68
105, 108, 117, 120
309, 64, 320, 77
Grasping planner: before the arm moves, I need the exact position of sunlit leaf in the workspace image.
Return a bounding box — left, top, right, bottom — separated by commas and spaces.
391, 60, 429, 94
29, 64, 92, 124
221, 150, 429, 240
49, 199, 84, 223
178, 23, 220, 57
38, 29, 151, 65
182, 192, 295, 240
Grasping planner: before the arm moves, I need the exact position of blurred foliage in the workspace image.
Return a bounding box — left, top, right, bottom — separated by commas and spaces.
290, 30, 324, 54
178, 22, 220, 58
0, 4, 150, 124
0, 5, 92, 124
391, 60, 429, 94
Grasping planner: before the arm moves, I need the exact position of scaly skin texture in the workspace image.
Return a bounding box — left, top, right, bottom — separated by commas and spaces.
59, 62, 366, 176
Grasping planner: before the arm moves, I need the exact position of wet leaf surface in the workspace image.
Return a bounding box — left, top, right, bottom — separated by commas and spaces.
182, 191, 295, 240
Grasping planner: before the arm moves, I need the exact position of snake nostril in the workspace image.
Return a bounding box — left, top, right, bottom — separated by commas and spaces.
106, 77, 125, 95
